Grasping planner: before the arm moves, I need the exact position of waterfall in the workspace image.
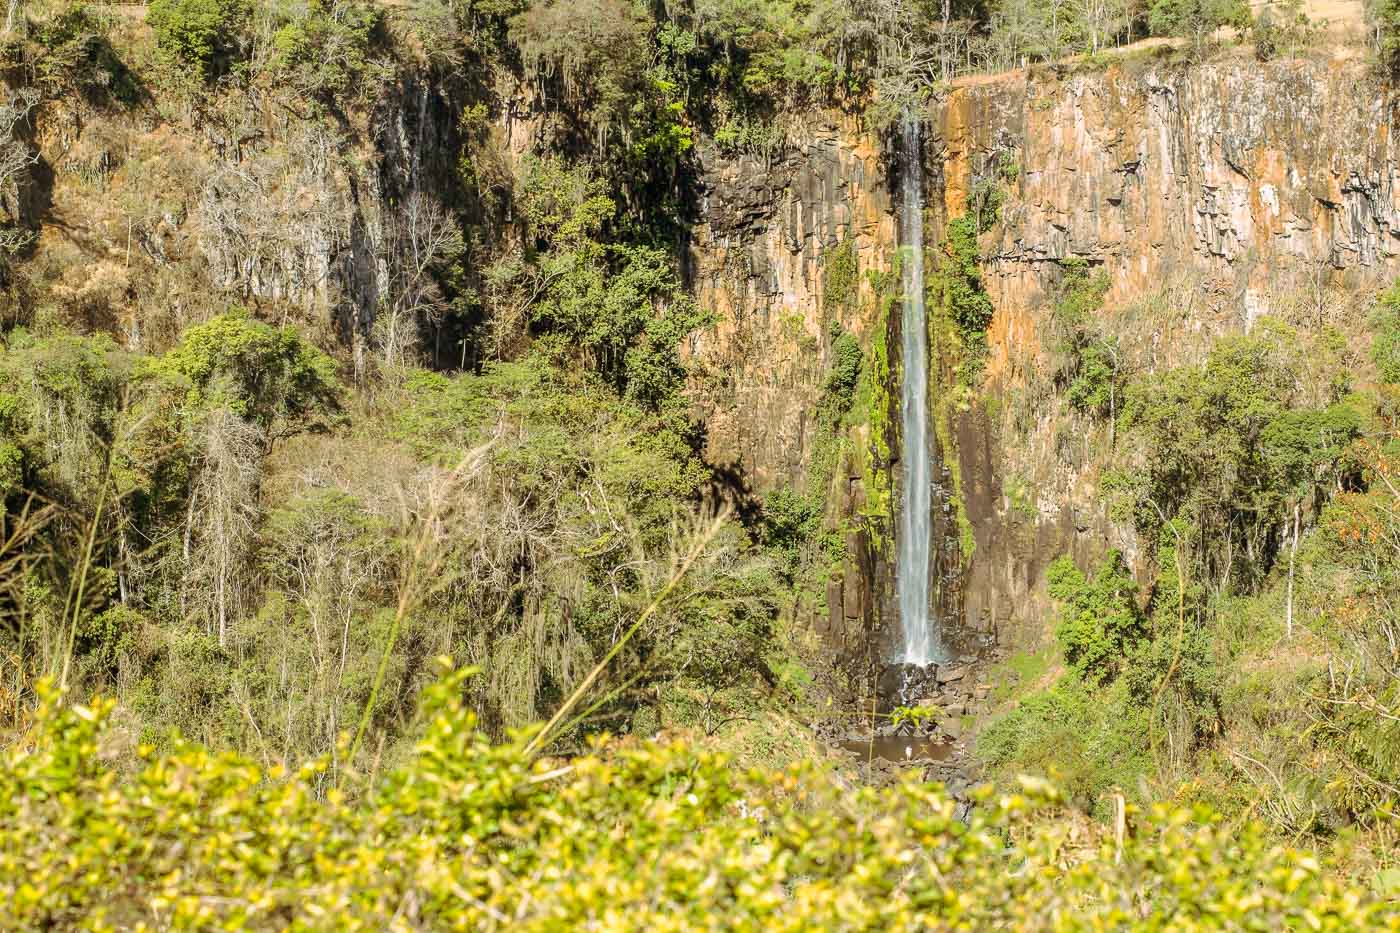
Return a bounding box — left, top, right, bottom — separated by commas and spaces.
896, 115, 938, 666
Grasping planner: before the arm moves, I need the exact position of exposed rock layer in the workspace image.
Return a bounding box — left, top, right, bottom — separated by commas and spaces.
689, 55, 1400, 652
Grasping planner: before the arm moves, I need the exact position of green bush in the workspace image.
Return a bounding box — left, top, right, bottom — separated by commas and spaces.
2, 671, 1389, 929
1110, 319, 1365, 599
503, 158, 710, 409
1377, 0, 1400, 73
1050, 261, 1122, 419
142, 311, 341, 432
1066, 340, 1120, 416
939, 215, 994, 339
979, 675, 1152, 813
1047, 551, 1144, 683
24, 2, 141, 101
0, 331, 127, 508
823, 239, 860, 311
929, 214, 995, 383
272, 0, 385, 102
817, 328, 862, 428
1371, 281, 1400, 384
1148, 0, 1251, 47
1052, 259, 1110, 333
758, 484, 825, 576
1251, 0, 1320, 60
148, 0, 246, 75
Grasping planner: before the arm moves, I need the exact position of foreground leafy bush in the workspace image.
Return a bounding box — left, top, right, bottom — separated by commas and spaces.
0, 669, 1389, 930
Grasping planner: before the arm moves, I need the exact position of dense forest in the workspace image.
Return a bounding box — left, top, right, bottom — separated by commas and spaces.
5, 0, 1400, 927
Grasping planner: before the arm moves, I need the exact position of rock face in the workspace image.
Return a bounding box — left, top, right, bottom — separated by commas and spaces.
936, 58, 1400, 641
688, 117, 894, 491
942, 59, 1400, 341
34, 74, 467, 372
689, 55, 1400, 652
193, 78, 463, 372
876, 663, 940, 709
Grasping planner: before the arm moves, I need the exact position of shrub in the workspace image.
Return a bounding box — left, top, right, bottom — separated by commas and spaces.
823, 239, 860, 311
1373, 0, 1400, 73
979, 675, 1152, 813
1066, 339, 1120, 417
1052, 259, 1110, 333
142, 312, 341, 433
1148, 0, 1251, 48
272, 0, 385, 102
147, 0, 246, 75
26, 3, 141, 102
817, 328, 863, 428
939, 215, 994, 339
1, 671, 1390, 928
758, 485, 825, 575
1050, 261, 1123, 419
1047, 551, 1145, 683
930, 214, 995, 383
1371, 281, 1400, 384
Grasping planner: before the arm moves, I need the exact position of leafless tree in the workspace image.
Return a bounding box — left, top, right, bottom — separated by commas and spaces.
184, 409, 263, 647
375, 191, 463, 369
0, 88, 39, 261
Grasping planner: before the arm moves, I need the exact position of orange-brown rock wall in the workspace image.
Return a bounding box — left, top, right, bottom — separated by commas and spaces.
689, 57, 1400, 648
688, 117, 896, 492
939, 59, 1400, 372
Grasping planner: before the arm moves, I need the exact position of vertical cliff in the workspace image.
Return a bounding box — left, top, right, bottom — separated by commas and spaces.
688, 117, 893, 489
937, 54, 1400, 642
688, 52, 1400, 656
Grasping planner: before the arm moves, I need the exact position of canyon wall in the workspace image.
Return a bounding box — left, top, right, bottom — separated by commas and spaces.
32, 75, 465, 371
36, 48, 1400, 664
690, 52, 1400, 654
948, 57, 1400, 360
688, 119, 895, 490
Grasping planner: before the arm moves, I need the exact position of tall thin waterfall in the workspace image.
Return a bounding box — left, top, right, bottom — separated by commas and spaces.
896, 115, 937, 666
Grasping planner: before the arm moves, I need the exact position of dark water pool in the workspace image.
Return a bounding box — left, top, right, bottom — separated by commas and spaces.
839, 735, 954, 763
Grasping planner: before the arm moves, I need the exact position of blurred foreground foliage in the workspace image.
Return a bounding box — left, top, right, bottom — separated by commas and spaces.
1, 667, 1392, 931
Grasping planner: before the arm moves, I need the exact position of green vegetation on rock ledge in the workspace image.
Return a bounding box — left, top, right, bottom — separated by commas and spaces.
932, 214, 996, 387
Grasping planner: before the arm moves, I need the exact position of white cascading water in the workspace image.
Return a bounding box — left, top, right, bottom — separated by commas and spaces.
896, 114, 937, 666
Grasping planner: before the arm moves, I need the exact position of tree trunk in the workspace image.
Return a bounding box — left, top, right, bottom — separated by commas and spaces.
1286, 501, 1300, 638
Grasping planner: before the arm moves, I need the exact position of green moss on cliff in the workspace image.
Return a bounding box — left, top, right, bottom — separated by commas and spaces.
930, 215, 994, 386
758, 323, 870, 589
858, 267, 899, 531
933, 387, 977, 562
822, 238, 860, 314
921, 207, 999, 566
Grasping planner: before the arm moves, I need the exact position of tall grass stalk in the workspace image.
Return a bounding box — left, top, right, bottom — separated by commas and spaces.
57, 466, 110, 692
524, 507, 730, 758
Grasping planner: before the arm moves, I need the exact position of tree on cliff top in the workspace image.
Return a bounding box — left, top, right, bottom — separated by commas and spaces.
1371, 0, 1400, 71
148, 0, 249, 77
1148, 0, 1251, 50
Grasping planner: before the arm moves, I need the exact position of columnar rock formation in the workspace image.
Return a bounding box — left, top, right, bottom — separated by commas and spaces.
949, 61, 1400, 372
687, 54, 1400, 652
688, 118, 894, 490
